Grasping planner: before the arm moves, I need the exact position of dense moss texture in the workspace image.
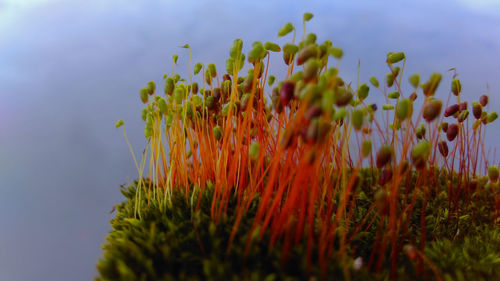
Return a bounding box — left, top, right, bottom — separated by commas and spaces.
96, 172, 499, 281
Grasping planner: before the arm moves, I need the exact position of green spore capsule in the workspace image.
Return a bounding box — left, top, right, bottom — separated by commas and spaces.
382, 104, 394, 110
386, 52, 405, 64
158, 97, 168, 114
213, 125, 223, 141
386, 73, 394, 87
422, 73, 442, 96
303, 58, 319, 80
411, 141, 431, 169
115, 120, 124, 128
487, 112, 498, 123
173, 74, 180, 82
423, 99, 442, 122
357, 83, 369, 101
208, 63, 217, 78
172, 54, 178, 64
141, 108, 148, 121
362, 139, 372, 158
140, 88, 149, 104
194, 63, 203, 75
174, 87, 185, 104
303, 12, 314, 21
335, 89, 353, 107
451, 79, 461, 96
321, 89, 335, 114
191, 95, 202, 107
488, 165, 499, 181
205, 96, 216, 110
352, 109, 364, 130
387, 91, 399, 99
226, 57, 234, 75
264, 41, 281, 52
409, 73, 420, 89
392, 66, 400, 78
415, 125, 426, 139
205, 68, 212, 86
369, 76, 379, 88
147, 81, 156, 94
144, 127, 152, 139
249, 142, 261, 160
457, 110, 469, 123
396, 98, 412, 120
230, 38, 243, 59
305, 33, 317, 45
328, 46, 343, 59
164, 78, 174, 95
334, 108, 348, 120
283, 43, 299, 55
278, 22, 294, 37
268, 75, 276, 86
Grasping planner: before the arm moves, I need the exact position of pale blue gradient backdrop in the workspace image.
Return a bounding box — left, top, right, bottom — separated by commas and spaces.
1, 0, 499, 280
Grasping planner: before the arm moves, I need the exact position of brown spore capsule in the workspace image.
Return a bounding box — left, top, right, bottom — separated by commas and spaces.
280, 81, 295, 106
444, 104, 460, 117
446, 123, 459, 141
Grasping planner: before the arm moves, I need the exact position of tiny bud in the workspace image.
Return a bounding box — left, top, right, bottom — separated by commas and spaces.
409, 92, 418, 101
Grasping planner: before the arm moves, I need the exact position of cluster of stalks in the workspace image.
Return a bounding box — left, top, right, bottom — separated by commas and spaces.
116, 13, 499, 279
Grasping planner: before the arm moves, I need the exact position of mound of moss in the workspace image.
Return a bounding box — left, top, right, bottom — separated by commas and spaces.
96, 170, 499, 281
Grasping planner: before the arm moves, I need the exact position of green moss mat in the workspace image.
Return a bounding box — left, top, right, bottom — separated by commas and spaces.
96, 175, 500, 281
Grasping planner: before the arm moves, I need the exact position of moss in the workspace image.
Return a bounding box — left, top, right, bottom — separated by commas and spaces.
96, 171, 499, 281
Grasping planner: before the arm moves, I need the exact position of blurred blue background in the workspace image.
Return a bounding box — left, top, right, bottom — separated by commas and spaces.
1, 0, 499, 280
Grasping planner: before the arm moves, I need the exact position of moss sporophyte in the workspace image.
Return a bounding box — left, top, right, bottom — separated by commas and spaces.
98, 12, 500, 281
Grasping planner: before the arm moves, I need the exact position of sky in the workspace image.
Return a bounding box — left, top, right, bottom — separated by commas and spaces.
1, 0, 500, 280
